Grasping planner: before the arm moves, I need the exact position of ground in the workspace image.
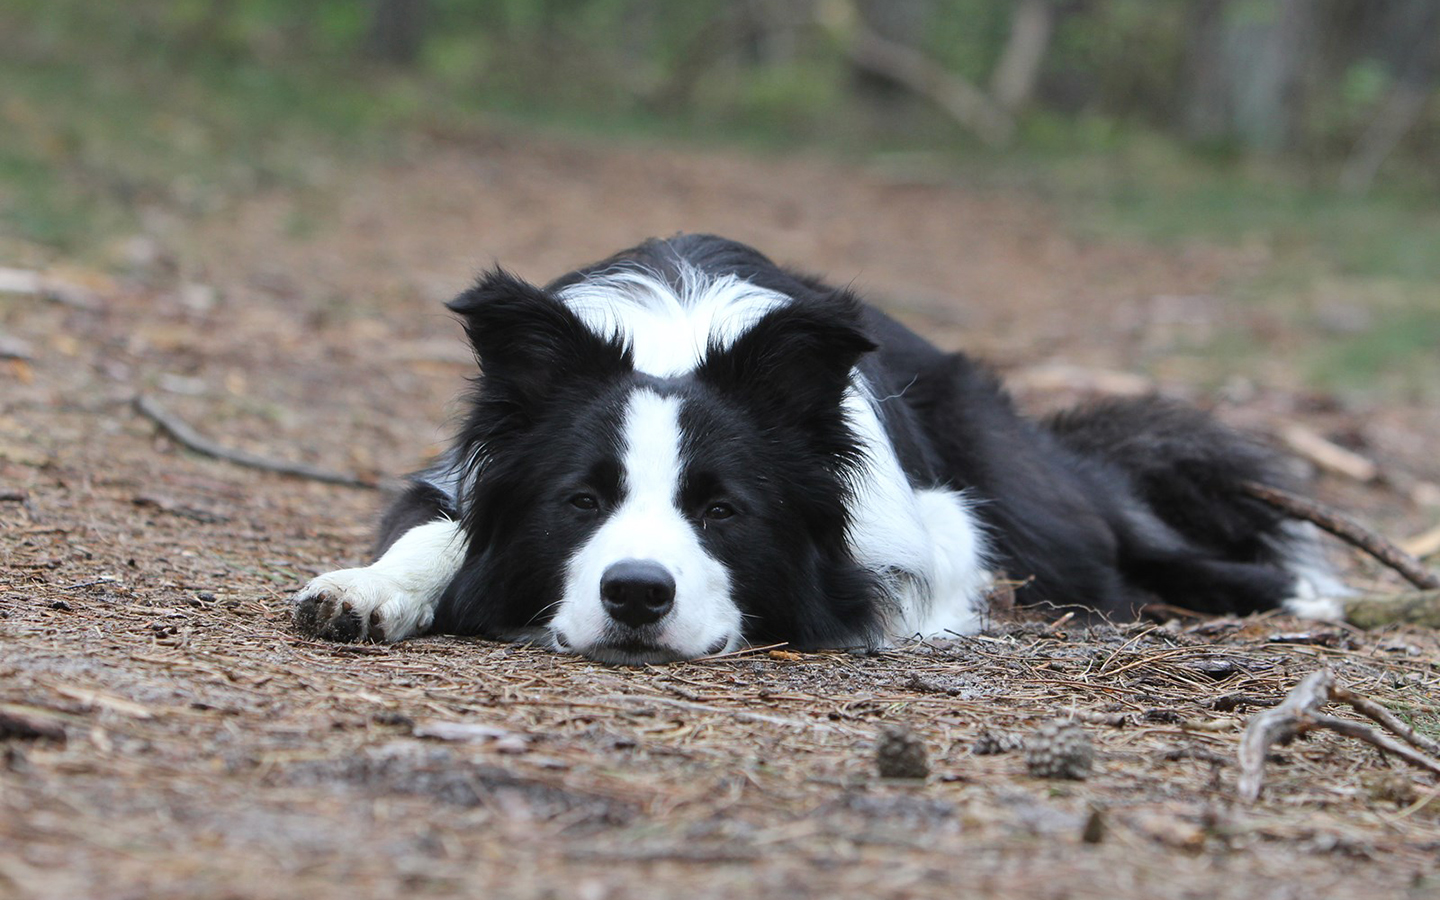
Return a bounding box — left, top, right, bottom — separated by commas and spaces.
2, 130, 1439, 900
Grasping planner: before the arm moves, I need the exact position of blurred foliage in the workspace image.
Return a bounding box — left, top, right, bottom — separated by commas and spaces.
0, 0, 1436, 402
6, 1, 1438, 152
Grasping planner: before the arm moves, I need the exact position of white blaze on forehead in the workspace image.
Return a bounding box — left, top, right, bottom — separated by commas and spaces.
558, 265, 788, 377
549, 388, 740, 659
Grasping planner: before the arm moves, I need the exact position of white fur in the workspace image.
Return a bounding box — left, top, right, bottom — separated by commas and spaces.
886, 487, 992, 639
1273, 520, 1351, 621
294, 519, 466, 641
558, 265, 787, 378
549, 389, 740, 660
561, 268, 994, 648
843, 381, 992, 643
1281, 595, 1346, 621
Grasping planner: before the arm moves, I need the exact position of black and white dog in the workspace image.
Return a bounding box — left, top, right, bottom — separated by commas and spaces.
293, 234, 1343, 663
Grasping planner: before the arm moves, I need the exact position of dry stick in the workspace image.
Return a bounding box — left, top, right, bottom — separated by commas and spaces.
595, 694, 844, 733
1331, 685, 1440, 758
1342, 590, 1440, 629
1307, 715, 1440, 778
1237, 669, 1334, 803
1403, 522, 1440, 559
134, 394, 377, 489
1242, 481, 1440, 590
1237, 669, 1440, 803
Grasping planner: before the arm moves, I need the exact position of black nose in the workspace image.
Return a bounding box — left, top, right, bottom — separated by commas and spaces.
600, 559, 676, 628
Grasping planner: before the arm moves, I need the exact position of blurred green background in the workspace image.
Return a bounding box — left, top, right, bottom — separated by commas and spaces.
2, 0, 1437, 394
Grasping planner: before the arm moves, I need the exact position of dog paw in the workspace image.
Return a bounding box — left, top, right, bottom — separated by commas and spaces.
291, 567, 435, 643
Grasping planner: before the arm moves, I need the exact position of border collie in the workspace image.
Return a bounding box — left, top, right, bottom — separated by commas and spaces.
292, 234, 1343, 663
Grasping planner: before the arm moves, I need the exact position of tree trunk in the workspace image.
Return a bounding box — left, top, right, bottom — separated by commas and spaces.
364, 0, 429, 66
1340, 0, 1440, 193
990, 0, 1055, 113
1182, 0, 1319, 152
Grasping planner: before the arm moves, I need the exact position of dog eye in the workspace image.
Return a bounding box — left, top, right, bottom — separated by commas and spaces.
568, 493, 599, 511
703, 502, 736, 520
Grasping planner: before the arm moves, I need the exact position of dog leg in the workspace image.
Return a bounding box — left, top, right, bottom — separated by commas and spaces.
292, 519, 466, 643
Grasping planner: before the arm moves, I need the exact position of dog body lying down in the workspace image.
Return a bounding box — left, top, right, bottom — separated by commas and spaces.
293, 234, 1342, 663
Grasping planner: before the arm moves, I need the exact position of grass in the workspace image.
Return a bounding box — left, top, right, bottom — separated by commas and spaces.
2, 4, 1435, 399
0, 4, 407, 257
977, 133, 1440, 399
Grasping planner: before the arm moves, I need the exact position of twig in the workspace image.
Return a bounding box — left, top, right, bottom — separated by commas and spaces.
1402, 523, 1440, 559
0, 704, 69, 741
596, 694, 842, 733
1237, 669, 1333, 803
1237, 669, 1440, 803
1277, 424, 1378, 483
1308, 715, 1440, 778
1005, 363, 1154, 397
1342, 590, 1440, 629
1242, 481, 1440, 590
1331, 685, 1440, 758
134, 394, 377, 489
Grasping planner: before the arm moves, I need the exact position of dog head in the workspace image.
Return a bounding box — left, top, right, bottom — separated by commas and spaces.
440, 265, 881, 663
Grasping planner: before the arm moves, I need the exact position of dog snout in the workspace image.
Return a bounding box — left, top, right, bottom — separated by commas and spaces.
600, 559, 676, 627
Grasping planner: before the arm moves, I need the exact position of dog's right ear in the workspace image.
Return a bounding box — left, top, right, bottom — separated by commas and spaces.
447, 269, 632, 406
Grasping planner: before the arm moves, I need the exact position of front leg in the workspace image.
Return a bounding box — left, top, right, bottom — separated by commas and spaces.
292, 519, 466, 643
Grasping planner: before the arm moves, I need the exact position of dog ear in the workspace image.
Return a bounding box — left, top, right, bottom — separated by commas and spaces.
447, 269, 632, 406
696, 302, 877, 421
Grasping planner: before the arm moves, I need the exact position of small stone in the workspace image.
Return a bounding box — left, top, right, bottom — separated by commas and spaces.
973, 729, 1025, 755
876, 725, 929, 779
1025, 720, 1094, 780
1081, 805, 1106, 843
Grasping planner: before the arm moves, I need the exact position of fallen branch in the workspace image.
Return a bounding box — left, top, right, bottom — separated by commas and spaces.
134, 394, 377, 489
0, 703, 69, 741
1277, 423, 1379, 483
1005, 363, 1155, 397
1339, 590, 1440, 629
1242, 481, 1440, 590
1402, 523, 1440, 560
1330, 684, 1440, 757
596, 693, 843, 733
1237, 669, 1332, 803
1237, 669, 1440, 803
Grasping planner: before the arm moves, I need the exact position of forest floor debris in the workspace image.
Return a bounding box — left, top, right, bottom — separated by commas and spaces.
3, 128, 1439, 900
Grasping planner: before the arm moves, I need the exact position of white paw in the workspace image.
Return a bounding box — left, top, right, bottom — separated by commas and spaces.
291, 567, 435, 643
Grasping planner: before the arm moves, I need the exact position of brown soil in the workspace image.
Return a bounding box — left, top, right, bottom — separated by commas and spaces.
3, 130, 1438, 900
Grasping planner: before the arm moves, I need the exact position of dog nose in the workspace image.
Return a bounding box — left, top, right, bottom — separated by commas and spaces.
600, 559, 675, 627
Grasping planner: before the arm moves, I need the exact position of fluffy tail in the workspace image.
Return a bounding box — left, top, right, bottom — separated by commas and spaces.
1046, 396, 1346, 614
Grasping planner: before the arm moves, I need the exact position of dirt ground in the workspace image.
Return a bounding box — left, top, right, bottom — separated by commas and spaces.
3, 130, 1439, 900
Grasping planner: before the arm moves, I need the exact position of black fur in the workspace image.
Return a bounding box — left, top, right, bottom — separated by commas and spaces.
380, 234, 1314, 648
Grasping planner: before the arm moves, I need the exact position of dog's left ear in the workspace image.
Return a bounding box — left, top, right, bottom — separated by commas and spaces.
447, 269, 632, 409
696, 302, 877, 421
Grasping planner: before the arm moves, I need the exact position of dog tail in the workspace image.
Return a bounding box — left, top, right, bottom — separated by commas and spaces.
1044, 396, 1348, 607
